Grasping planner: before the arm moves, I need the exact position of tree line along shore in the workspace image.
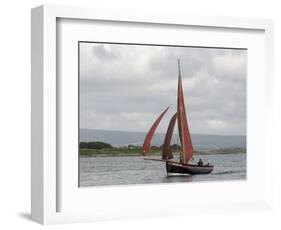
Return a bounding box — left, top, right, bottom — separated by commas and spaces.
79, 141, 246, 157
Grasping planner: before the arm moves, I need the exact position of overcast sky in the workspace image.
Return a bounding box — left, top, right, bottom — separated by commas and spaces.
79, 42, 247, 136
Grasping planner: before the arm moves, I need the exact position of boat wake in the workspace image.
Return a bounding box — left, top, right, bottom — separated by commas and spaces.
212, 170, 245, 175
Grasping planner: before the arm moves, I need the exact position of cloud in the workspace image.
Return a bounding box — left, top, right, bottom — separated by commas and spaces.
79, 43, 246, 135
208, 49, 247, 82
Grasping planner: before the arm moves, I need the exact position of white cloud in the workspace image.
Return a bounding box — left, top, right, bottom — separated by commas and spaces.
79, 43, 247, 135
209, 50, 247, 82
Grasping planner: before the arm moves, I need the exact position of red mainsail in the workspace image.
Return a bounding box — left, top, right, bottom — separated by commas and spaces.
162, 113, 177, 160
141, 107, 169, 155
177, 60, 193, 164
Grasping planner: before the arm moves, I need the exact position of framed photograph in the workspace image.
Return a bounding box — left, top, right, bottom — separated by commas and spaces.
31, 5, 274, 225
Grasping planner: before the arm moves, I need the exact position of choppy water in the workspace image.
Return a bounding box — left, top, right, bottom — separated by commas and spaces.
79, 153, 246, 187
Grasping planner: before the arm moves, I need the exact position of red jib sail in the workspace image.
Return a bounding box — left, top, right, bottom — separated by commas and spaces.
177, 60, 193, 164
141, 107, 169, 155
162, 113, 177, 160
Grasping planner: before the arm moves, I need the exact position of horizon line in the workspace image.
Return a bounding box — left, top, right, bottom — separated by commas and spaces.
80, 128, 246, 137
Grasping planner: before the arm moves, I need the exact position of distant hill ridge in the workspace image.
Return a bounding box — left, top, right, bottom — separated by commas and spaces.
80, 129, 246, 149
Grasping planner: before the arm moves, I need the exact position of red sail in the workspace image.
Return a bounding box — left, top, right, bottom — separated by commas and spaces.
162, 113, 177, 160
141, 107, 169, 155
177, 60, 193, 164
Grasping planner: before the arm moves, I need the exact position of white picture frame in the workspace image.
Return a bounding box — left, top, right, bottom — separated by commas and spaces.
31, 5, 274, 225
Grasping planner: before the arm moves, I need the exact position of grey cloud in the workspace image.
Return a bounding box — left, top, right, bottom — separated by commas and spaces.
79, 43, 246, 135
92, 45, 120, 60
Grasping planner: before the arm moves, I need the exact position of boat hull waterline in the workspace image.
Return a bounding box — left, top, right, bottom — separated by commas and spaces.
166, 161, 214, 175
144, 158, 214, 175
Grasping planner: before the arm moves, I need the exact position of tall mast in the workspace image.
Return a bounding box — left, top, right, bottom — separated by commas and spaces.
177, 59, 193, 164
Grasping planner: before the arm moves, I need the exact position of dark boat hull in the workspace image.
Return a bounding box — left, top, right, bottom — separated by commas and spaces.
166, 161, 214, 175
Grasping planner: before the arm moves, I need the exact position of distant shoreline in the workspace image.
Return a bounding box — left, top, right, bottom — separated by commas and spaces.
79, 147, 246, 157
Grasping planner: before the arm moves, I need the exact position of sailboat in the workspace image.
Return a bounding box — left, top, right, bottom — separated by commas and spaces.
141, 60, 214, 175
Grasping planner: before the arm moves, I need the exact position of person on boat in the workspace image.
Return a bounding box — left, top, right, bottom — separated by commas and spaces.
179, 156, 183, 164
198, 158, 203, 166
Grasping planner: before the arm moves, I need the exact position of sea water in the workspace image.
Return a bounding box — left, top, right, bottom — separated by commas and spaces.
79, 153, 246, 187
